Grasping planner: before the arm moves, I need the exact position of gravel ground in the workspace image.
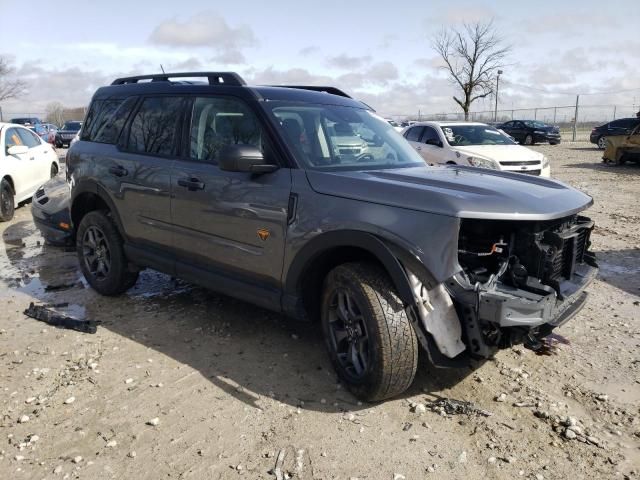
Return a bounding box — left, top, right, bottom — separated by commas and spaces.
0, 142, 638, 480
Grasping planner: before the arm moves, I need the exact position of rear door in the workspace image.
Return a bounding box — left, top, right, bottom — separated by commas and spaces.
103, 96, 180, 251
170, 95, 291, 304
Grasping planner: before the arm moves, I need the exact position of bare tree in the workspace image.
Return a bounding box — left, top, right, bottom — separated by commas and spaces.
0, 57, 26, 102
433, 21, 510, 120
45, 101, 65, 126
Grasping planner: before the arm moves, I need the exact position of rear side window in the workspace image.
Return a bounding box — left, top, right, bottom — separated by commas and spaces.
405, 126, 424, 142
17, 128, 41, 148
126, 97, 184, 156
82, 97, 137, 144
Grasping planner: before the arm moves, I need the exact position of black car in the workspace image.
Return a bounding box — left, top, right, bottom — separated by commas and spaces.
590, 117, 640, 150
499, 120, 561, 145
10, 117, 42, 126
31, 177, 73, 246
55, 121, 82, 148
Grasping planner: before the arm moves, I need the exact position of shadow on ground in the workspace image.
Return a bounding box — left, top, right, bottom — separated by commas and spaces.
563, 162, 640, 173
1, 220, 475, 413
596, 248, 640, 297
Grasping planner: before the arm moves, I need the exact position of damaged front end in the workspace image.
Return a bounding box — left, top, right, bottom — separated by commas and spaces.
443, 214, 598, 359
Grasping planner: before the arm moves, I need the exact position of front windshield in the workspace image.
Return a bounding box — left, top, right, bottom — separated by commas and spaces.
266, 103, 425, 171
523, 120, 548, 129
442, 125, 516, 147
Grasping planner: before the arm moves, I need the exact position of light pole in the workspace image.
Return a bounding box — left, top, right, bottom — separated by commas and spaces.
494, 70, 503, 122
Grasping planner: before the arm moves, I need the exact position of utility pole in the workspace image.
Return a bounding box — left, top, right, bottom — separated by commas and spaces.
572, 95, 580, 142
494, 70, 503, 122
0, 105, 3, 122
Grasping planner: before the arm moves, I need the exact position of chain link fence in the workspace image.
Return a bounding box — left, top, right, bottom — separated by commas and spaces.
388, 103, 639, 141
0, 107, 87, 126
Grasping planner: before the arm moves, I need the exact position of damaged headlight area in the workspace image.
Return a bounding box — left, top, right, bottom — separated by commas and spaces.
446, 215, 597, 359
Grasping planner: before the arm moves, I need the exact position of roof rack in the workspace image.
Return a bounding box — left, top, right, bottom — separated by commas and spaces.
274, 85, 352, 98
111, 72, 246, 86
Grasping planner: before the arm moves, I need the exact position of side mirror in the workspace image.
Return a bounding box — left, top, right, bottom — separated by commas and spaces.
7, 145, 29, 156
425, 139, 443, 148
218, 145, 278, 174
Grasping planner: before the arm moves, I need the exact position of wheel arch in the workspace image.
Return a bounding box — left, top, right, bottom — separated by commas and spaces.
70, 181, 125, 236
282, 230, 436, 321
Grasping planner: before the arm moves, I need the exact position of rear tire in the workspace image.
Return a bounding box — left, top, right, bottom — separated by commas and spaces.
76, 210, 138, 295
321, 262, 418, 402
0, 179, 15, 222
50, 163, 58, 178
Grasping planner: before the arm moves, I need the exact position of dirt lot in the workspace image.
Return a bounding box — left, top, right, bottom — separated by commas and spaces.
1, 142, 638, 480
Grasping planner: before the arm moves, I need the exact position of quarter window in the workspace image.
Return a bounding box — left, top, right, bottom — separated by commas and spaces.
126, 97, 183, 156
189, 96, 263, 164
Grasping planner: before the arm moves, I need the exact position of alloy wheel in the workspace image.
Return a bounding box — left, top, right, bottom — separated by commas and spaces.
82, 225, 111, 280
327, 289, 370, 380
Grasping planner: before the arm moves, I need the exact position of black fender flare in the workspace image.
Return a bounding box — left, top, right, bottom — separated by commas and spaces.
70, 180, 126, 237
284, 230, 436, 309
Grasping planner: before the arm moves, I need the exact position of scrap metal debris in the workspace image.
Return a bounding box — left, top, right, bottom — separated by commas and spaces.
23, 303, 99, 334
427, 398, 493, 417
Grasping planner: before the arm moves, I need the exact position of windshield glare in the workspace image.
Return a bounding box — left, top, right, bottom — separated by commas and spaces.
267, 103, 426, 171
442, 125, 516, 147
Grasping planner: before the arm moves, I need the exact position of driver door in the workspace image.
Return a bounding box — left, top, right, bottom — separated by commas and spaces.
2, 127, 40, 199
418, 126, 444, 165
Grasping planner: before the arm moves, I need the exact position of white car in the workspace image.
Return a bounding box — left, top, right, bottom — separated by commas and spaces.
402, 121, 550, 177
1, 123, 60, 221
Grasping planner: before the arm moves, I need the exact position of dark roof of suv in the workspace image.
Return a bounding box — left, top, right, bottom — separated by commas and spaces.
92, 71, 369, 110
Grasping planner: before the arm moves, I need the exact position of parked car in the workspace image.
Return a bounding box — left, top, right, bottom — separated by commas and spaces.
385, 119, 404, 132
0, 123, 60, 221
55, 121, 82, 148
30, 123, 58, 144
602, 124, 640, 164
402, 121, 550, 176
498, 120, 561, 145
10, 117, 42, 127
31, 176, 73, 245
590, 117, 640, 150
67, 71, 597, 401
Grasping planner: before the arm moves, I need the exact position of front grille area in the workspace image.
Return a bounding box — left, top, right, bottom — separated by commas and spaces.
545, 225, 590, 282
338, 148, 361, 155
35, 188, 45, 199
500, 161, 540, 166
520, 169, 541, 176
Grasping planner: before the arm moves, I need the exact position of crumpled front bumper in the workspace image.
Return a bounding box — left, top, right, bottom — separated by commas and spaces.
473, 263, 597, 328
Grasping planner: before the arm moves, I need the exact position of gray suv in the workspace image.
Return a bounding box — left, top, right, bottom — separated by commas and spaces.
67, 72, 597, 401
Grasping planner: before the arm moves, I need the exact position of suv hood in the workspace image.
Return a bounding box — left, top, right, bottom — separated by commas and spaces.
306, 165, 592, 220
453, 144, 543, 162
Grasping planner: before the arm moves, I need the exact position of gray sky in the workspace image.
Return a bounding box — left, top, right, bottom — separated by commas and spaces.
1, 0, 639, 119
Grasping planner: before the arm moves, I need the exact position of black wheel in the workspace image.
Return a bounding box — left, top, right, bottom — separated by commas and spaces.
0, 179, 15, 222
50, 163, 58, 178
321, 262, 418, 401
76, 210, 138, 295
615, 152, 627, 165
523, 134, 534, 145
597, 136, 607, 150
55, 141, 62, 148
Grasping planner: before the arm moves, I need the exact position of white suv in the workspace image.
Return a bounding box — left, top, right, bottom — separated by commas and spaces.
402, 121, 550, 177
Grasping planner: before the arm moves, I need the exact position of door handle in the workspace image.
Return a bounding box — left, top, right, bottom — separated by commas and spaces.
178, 177, 205, 191
108, 165, 128, 177
416, 146, 422, 151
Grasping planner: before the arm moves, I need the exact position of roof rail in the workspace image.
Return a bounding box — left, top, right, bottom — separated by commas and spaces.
274, 85, 352, 98
111, 72, 246, 86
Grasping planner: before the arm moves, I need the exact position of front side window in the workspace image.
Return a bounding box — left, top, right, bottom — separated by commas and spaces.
126, 97, 183, 156
523, 120, 547, 129
422, 126, 440, 144
267, 103, 425, 171
405, 126, 424, 142
442, 125, 516, 146
189, 96, 263, 164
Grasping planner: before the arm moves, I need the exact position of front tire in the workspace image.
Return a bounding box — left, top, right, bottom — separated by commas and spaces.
50, 163, 58, 178
76, 210, 138, 295
321, 262, 418, 402
597, 136, 607, 150
0, 179, 15, 222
